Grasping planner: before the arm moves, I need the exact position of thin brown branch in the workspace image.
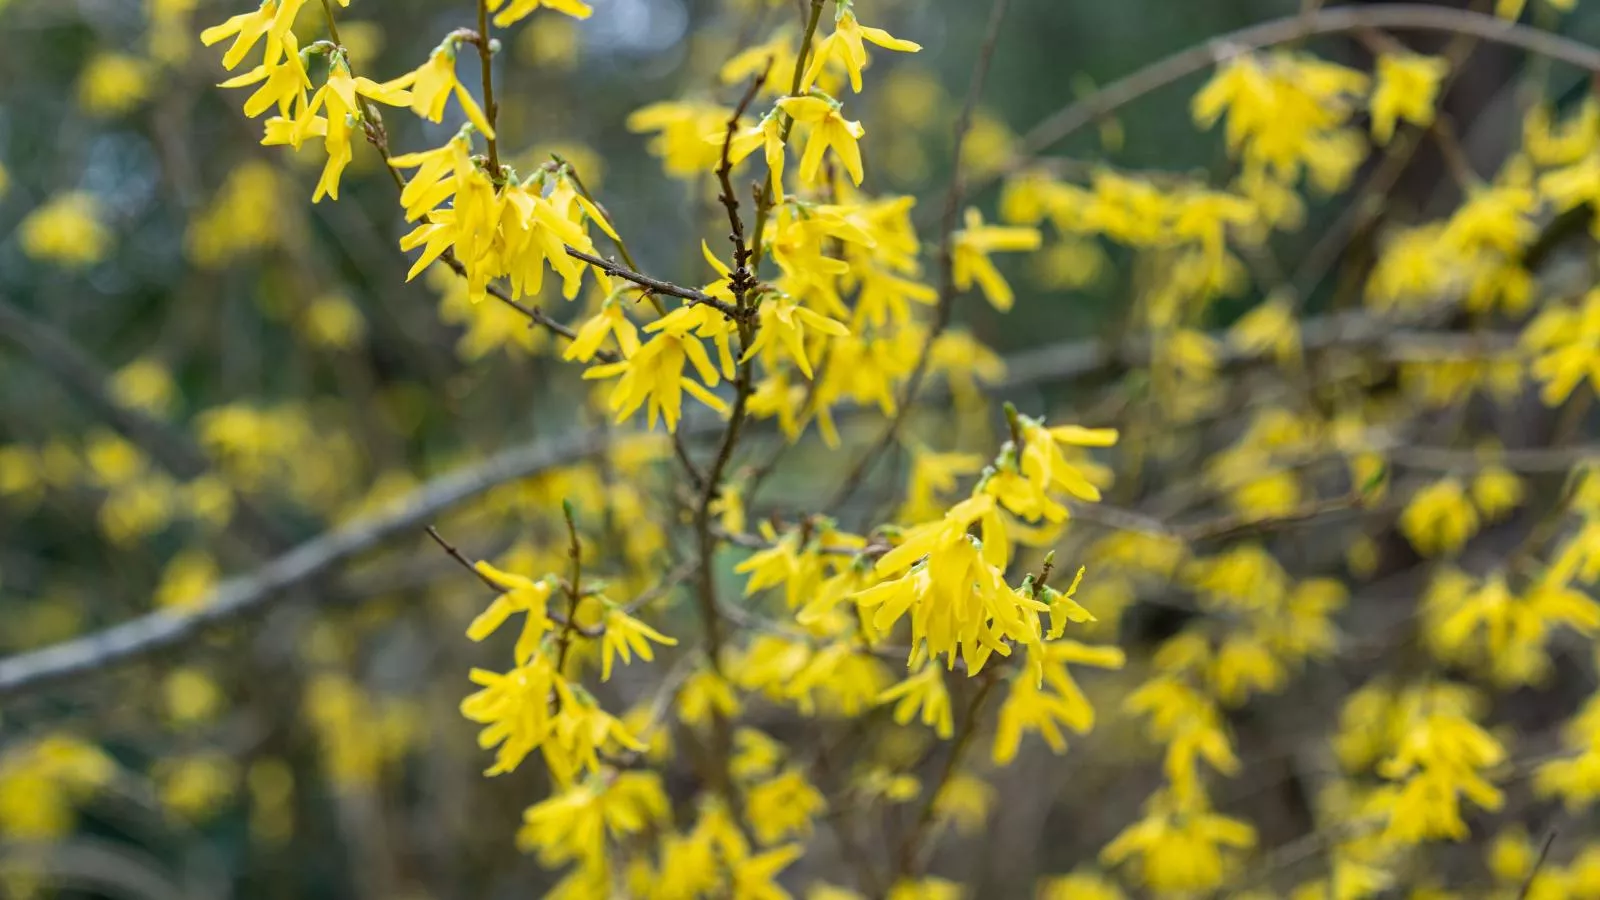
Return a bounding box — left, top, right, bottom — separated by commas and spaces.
565, 247, 749, 321
555, 501, 586, 671
425, 524, 602, 637
473, 1, 502, 178
717, 65, 773, 305
1517, 827, 1560, 900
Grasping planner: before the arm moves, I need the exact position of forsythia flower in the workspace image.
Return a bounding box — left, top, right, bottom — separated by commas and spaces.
598, 607, 678, 681
20, 193, 110, 267
467, 561, 556, 665
778, 94, 868, 186
952, 207, 1042, 311
78, 53, 154, 115
381, 39, 496, 139
1369, 53, 1449, 144
583, 326, 731, 432
745, 768, 826, 845
1399, 478, 1480, 557
1101, 790, 1256, 893
486, 0, 593, 27
801, 6, 922, 94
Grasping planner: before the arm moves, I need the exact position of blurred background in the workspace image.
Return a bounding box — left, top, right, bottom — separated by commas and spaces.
3, 0, 1600, 897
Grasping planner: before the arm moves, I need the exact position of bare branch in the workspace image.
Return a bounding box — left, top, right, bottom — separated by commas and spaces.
564, 246, 749, 321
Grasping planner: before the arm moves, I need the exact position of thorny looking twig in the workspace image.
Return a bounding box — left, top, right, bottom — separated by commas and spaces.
1517, 827, 1560, 900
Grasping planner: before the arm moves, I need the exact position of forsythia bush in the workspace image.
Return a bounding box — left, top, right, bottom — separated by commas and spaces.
10, 0, 1600, 897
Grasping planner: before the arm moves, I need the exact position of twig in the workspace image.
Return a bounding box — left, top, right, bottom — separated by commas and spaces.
549, 153, 666, 317
555, 501, 585, 671
1518, 827, 1559, 900
684, 61, 778, 835
826, 0, 1012, 513
564, 247, 749, 321
424, 524, 602, 636
473, 1, 501, 178
717, 65, 773, 306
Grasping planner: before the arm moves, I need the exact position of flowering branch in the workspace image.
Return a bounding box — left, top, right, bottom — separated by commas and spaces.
472, 1, 501, 178
826, 0, 1013, 512
975, 2, 1600, 205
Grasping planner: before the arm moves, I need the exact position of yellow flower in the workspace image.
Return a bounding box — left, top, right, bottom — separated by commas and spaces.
1471, 464, 1523, 520
801, 8, 922, 94
583, 327, 730, 433
741, 295, 851, 379
931, 773, 993, 835
111, 357, 178, 416
1370, 53, 1449, 145
1015, 416, 1119, 503
777, 94, 867, 185
1100, 790, 1256, 894
486, 0, 593, 27
564, 301, 641, 363
677, 667, 742, 726
745, 768, 826, 845
1526, 288, 1600, 406
155, 549, 219, 610
381, 40, 496, 139
876, 664, 953, 738
731, 844, 804, 900
951, 207, 1042, 311
518, 772, 667, 877
1037, 872, 1126, 900
467, 561, 556, 665
200, 0, 288, 71
598, 607, 678, 681
1372, 707, 1505, 843
1192, 51, 1367, 185
627, 100, 731, 178
722, 29, 800, 98
726, 110, 790, 198
1399, 478, 1480, 557
20, 192, 111, 267
1229, 294, 1301, 366
164, 668, 224, 725
78, 53, 154, 115
154, 753, 238, 821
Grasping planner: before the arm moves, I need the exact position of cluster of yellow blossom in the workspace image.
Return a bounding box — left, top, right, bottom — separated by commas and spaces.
163, 0, 1600, 895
